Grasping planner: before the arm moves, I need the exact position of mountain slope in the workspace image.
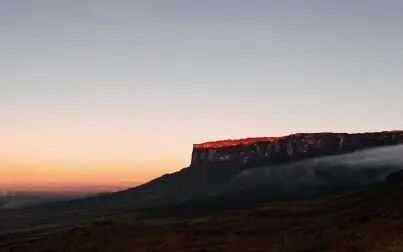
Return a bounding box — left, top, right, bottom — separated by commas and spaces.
0, 143, 402, 240
2, 168, 403, 251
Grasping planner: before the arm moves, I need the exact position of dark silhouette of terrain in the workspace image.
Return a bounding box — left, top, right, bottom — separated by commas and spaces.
1, 131, 403, 251
2, 168, 403, 251
0, 192, 93, 210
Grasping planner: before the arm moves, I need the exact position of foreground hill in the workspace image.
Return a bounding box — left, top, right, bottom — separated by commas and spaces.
2, 167, 403, 251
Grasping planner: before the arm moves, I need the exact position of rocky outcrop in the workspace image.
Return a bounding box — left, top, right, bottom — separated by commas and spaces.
191, 131, 403, 168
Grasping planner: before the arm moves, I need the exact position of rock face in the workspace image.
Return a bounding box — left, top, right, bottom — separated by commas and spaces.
191, 131, 403, 168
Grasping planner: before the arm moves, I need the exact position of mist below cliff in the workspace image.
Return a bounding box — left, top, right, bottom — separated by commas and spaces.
225, 145, 403, 194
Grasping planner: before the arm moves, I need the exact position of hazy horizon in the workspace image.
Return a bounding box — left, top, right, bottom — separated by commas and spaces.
2, 0, 403, 191
0, 180, 141, 193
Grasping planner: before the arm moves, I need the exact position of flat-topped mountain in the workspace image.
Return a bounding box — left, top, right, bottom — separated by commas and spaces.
1, 131, 402, 239
191, 131, 403, 168
2, 138, 403, 252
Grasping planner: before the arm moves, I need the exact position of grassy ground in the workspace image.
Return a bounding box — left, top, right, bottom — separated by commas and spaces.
2, 188, 403, 252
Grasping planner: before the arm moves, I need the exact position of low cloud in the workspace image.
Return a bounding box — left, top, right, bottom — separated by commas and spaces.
228, 145, 403, 191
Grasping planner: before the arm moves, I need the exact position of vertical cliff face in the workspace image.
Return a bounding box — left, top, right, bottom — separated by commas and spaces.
191, 131, 403, 168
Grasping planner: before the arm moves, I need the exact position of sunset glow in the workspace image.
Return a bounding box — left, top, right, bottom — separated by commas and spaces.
1, 1, 403, 192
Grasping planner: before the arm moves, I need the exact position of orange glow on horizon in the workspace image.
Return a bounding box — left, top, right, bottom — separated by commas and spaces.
3, 130, 402, 192
0, 160, 185, 192
0, 181, 139, 193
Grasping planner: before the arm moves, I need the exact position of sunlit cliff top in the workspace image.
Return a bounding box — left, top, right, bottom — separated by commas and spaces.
193, 131, 403, 149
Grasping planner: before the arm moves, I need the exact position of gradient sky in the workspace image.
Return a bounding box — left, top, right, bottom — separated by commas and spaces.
1, 0, 403, 191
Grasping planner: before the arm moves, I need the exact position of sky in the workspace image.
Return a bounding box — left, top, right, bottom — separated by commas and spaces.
1, 0, 403, 191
